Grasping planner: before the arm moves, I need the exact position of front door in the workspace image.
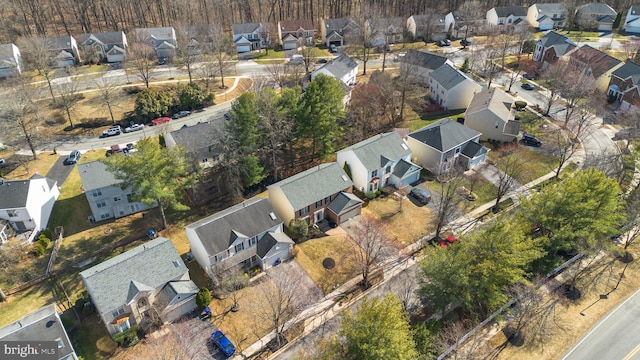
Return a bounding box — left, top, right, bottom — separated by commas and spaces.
314, 209, 324, 223
14, 221, 26, 231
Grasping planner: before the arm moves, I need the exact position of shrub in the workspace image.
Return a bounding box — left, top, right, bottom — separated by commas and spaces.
365, 191, 377, 200
111, 325, 140, 347
514, 101, 527, 111
38, 234, 51, 248
288, 218, 309, 239
33, 242, 46, 257
196, 288, 212, 309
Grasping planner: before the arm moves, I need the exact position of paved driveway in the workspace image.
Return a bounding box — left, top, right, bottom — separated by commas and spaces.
45, 154, 75, 186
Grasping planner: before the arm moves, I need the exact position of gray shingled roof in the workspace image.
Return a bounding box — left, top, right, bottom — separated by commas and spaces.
461, 141, 488, 158
535, 3, 568, 17
47, 36, 76, 50
339, 132, 410, 172
613, 61, 640, 79
409, 119, 482, 152
78, 161, 120, 192
402, 49, 449, 70
324, 18, 354, 33
79, 31, 125, 46
0, 43, 17, 58
232, 22, 264, 35
411, 14, 446, 26
80, 237, 187, 315
577, 2, 616, 16
257, 231, 294, 258
631, 5, 640, 16
392, 158, 421, 178
0, 304, 76, 360
493, 6, 527, 17
429, 63, 470, 91
135, 27, 175, 41
165, 121, 223, 153
268, 162, 353, 212
327, 192, 364, 215
0, 178, 31, 209
316, 54, 358, 79
538, 31, 576, 56
186, 198, 282, 256
466, 87, 515, 120
280, 19, 314, 32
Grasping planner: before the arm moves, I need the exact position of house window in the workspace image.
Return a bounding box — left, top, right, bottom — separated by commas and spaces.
371, 169, 378, 178
508, 18, 512, 24
251, 236, 257, 246
111, 306, 125, 318
316, 200, 323, 208
385, 166, 391, 174
634, 93, 637, 99
235, 243, 244, 253
56, 338, 64, 349
91, 189, 102, 197
6, 210, 17, 218
100, 213, 110, 219
324, 196, 331, 204
299, 206, 310, 216
113, 196, 121, 202
455, 148, 460, 154
96, 200, 107, 208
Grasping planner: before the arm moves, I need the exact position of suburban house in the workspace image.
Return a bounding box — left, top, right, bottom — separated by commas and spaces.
451, 13, 485, 39
232, 22, 271, 53
568, 44, 623, 92
0, 220, 11, 243
78, 161, 154, 222
80, 237, 199, 335
0, 174, 59, 243
183, 24, 221, 55
268, 162, 363, 227
400, 50, 452, 83
366, 17, 404, 47
406, 13, 455, 41
575, 2, 617, 31
486, 6, 529, 32
0, 43, 23, 77
79, 31, 127, 63
464, 88, 521, 143
311, 53, 358, 85
278, 19, 315, 50
0, 304, 78, 360
428, 63, 482, 110
164, 122, 223, 171
337, 132, 422, 193
533, 31, 577, 67
186, 198, 294, 278
527, 3, 569, 30
407, 120, 488, 174
321, 17, 358, 47
624, 5, 640, 33
48, 36, 81, 67
134, 27, 177, 59
608, 60, 640, 111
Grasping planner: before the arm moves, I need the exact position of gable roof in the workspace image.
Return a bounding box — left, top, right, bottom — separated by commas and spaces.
78, 161, 120, 191
80, 237, 187, 314
570, 44, 622, 78
409, 119, 481, 152
315, 53, 358, 79
232, 22, 265, 35
613, 60, 640, 79
392, 158, 422, 178
466, 87, 515, 120
493, 6, 528, 17
461, 141, 488, 158
429, 63, 471, 90
0, 178, 31, 209
402, 49, 449, 70
280, 19, 314, 32
631, 5, 640, 16
80, 31, 125, 46
534, 3, 569, 16
410, 14, 447, 27
186, 198, 282, 256
326, 192, 364, 215
257, 231, 294, 258
184, 24, 222, 38
538, 31, 577, 56
577, 2, 616, 16
0, 43, 18, 58
135, 27, 175, 41
339, 132, 411, 172
47, 36, 76, 50
268, 162, 353, 211
368, 17, 404, 31
324, 18, 355, 33
165, 121, 223, 153
0, 304, 76, 360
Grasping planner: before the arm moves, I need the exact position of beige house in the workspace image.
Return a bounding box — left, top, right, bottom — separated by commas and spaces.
429, 63, 482, 110
568, 45, 623, 93
464, 88, 521, 143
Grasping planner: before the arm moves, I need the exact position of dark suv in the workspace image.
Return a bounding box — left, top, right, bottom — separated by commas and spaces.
522, 134, 542, 147
63, 150, 82, 165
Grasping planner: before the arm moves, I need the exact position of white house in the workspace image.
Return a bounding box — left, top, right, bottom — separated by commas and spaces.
533, 31, 577, 67
81, 237, 199, 335
575, 2, 617, 31
406, 13, 455, 41
186, 198, 294, 278
527, 3, 569, 30
48, 36, 81, 67
486, 6, 528, 31
79, 31, 128, 63
428, 63, 482, 110
624, 5, 640, 34
0, 174, 59, 243
78, 161, 154, 222
232, 22, 271, 53
337, 132, 422, 192
366, 17, 404, 47
134, 27, 177, 59
0, 43, 23, 77
407, 120, 488, 174
400, 50, 452, 84
464, 88, 521, 142
311, 53, 358, 85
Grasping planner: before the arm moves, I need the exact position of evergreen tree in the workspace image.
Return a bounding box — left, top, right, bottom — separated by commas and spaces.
135, 88, 173, 121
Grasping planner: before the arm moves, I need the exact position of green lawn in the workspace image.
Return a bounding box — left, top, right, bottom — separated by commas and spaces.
409, 111, 466, 132
253, 49, 286, 60
422, 174, 498, 213
489, 147, 559, 185
518, 109, 547, 136
0, 280, 56, 327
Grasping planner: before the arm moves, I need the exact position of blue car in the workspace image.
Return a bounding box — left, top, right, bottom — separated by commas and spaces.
212, 330, 236, 357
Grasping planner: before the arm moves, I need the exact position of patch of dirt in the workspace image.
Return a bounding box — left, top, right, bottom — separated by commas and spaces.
322, 257, 336, 270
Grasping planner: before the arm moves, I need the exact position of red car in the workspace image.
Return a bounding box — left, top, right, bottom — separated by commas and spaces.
151, 117, 171, 126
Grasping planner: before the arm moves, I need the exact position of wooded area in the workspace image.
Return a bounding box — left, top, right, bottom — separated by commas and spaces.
1, 0, 636, 43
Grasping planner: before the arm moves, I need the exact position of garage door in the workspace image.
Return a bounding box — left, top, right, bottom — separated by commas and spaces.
339, 206, 361, 224
400, 172, 420, 187
107, 54, 125, 63
283, 42, 297, 50
237, 45, 251, 53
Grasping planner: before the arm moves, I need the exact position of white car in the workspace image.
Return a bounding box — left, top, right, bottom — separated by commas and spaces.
101, 125, 122, 138
124, 124, 144, 133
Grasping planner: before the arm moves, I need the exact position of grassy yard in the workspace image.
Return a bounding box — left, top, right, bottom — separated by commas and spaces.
296, 235, 360, 294
68, 314, 118, 360
488, 146, 559, 184
362, 196, 435, 247
0, 280, 56, 327
253, 49, 287, 60
518, 109, 548, 136
422, 172, 498, 213
407, 111, 466, 132
3, 152, 59, 180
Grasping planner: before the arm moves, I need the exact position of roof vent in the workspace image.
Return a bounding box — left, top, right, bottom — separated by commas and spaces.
401, 143, 408, 150
172, 260, 180, 267
269, 212, 277, 220
341, 175, 349, 182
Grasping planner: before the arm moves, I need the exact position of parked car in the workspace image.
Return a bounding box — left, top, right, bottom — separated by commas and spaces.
101, 125, 122, 138
521, 83, 535, 91
151, 117, 171, 126
460, 38, 472, 47
410, 186, 431, 205
158, 57, 166, 65
0, 158, 5, 168
330, 44, 338, 53
437, 39, 451, 47
224, 113, 232, 121
63, 150, 82, 165
211, 331, 236, 357
124, 124, 144, 133
289, 54, 304, 64
522, 133, 542, 147
172, 110, 191, 119
316, 58, 328, 64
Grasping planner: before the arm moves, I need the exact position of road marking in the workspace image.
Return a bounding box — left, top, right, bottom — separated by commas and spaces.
561, 287, 640, 360
624, 343, 640, 360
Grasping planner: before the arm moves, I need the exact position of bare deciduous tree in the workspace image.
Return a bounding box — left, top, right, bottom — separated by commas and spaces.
540, 62, 566, 116
93, 78, 121, 124
350, 216, 393, 288
126, 40, 156, 88
55, 68, 82, 129
550, 128, 579, 180
493, 145, 525, 212
347, 11, 376, 75
299, 46, 321, 74
433, 167, 464, 241
256, 89, 293, 181
17, 36, 58, 102
2, 79, 39, 159
435, 319, 498, 360
174, 23, 200, 84
207, 26, 236, 89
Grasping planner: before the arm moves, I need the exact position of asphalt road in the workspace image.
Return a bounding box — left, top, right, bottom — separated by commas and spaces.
561, 288, 640, 360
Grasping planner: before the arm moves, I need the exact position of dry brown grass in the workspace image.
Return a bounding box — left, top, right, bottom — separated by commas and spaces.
2, 152, 59, 180
362, 196, 435, 248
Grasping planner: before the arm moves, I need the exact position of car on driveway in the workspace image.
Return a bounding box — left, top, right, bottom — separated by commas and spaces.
211, 330, 235, 357
101, 125, 122, 137
330, 44, 338, 53
63, 150, 82, 165
151, 117, 171, 126
172, 110, 191, 119
0, 158, 5, 168
522, 133, 542, 147
410, 185, 432, 205
461, 38, 472, 47
124, 124, 144, 133
437, 39, 451, 47
316, 58, 328, 64
521, 83, 535, 91
224, 113, 232, 121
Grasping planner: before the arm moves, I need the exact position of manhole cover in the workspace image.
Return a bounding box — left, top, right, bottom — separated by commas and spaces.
322, 257, 335, 269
